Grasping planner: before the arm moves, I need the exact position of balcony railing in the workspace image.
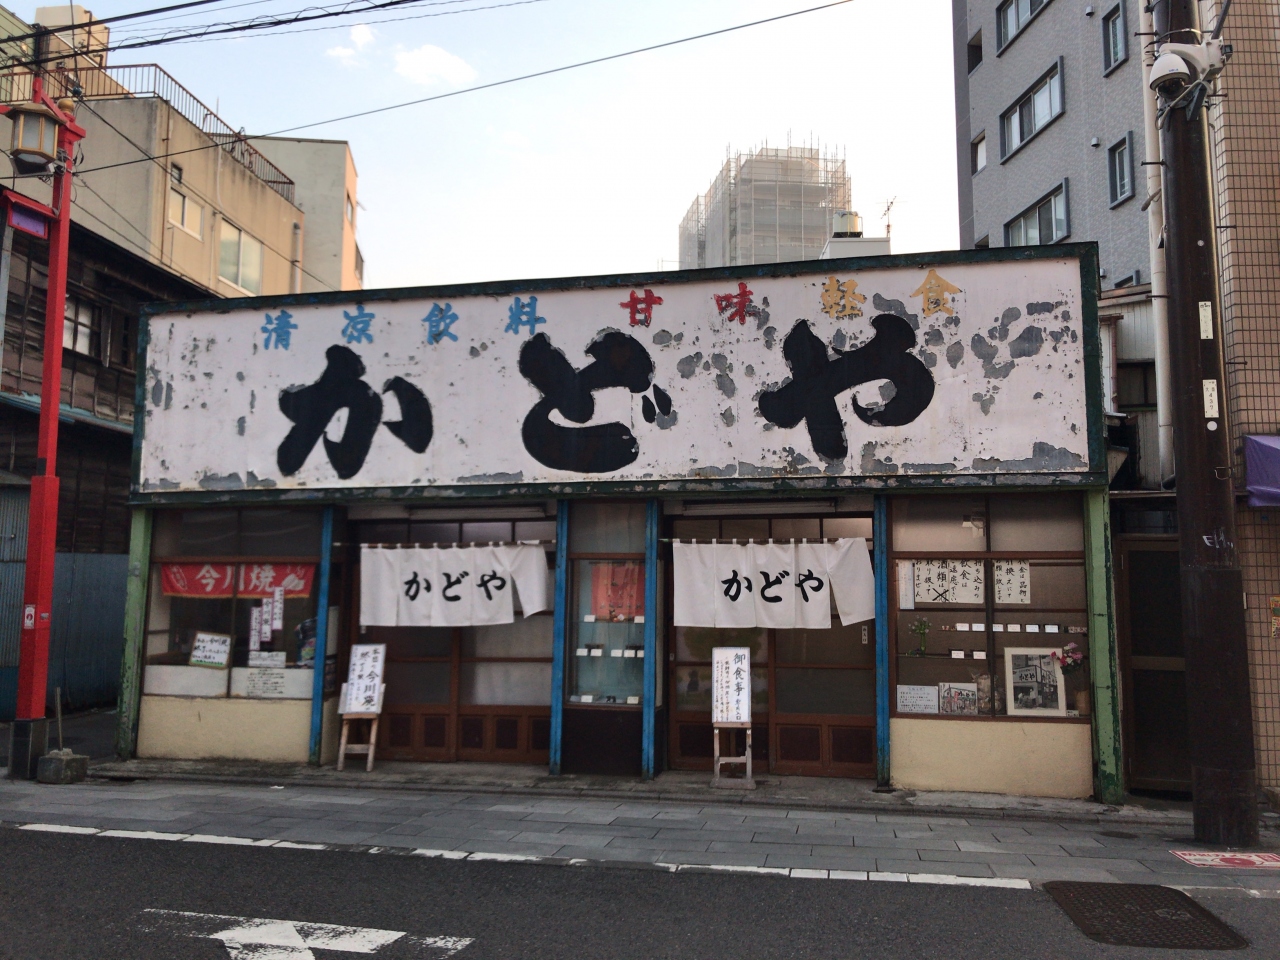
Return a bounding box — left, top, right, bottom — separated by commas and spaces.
3, 64, 295, 203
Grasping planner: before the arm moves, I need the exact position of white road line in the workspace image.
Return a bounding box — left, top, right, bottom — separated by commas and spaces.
19, 823, 100, 834
185, 835, 279, 846
98, 830, 190, 841
410, 849, 470, 860
906, 873, 1032, 890
138, 909, 472, 958
466, 852, 543, 862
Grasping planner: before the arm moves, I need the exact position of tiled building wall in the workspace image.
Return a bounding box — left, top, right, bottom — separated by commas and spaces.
1204, 0, 1280, 788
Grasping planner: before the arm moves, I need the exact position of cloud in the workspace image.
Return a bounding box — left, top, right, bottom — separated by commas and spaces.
394, 44, 477, 87
326, 26, 375, 65
325, 44, 356, 66
350, 24, 374, 50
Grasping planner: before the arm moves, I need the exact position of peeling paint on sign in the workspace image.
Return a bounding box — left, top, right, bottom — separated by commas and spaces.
138, 259, 1092, 492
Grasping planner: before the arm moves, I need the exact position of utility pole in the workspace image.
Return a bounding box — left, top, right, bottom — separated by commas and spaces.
1153, 0, 1258, 845
3, 74, 85, 779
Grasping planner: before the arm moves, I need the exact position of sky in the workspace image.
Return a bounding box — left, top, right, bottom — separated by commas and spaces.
33, 0, 959, 289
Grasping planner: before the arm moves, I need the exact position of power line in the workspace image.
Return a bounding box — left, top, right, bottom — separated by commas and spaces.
72, 0, 858, 178
113, 0, 490, 37
124, 0, 544, 45
1, 0, 239, 46
75, 98, 337, 292
1, 0, 508, 70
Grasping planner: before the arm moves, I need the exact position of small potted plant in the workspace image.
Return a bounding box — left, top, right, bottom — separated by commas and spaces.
1052, 642, 1089, 714
906, 616, 931, 656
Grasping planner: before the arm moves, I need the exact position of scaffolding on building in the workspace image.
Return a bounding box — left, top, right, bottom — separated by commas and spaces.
678, 144, 851, 270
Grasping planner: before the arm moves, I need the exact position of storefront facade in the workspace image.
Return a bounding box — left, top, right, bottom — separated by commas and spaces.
116, 245, 1121, 801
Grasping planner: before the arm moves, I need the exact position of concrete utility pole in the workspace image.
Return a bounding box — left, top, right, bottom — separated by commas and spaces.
1152, 0, 1258, 845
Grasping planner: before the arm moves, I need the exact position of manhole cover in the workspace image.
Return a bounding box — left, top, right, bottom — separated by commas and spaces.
1044, 882, 1248, 950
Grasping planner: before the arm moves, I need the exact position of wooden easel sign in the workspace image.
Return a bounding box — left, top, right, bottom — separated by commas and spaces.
711, 646, 754, 789
337, 643, 386, 772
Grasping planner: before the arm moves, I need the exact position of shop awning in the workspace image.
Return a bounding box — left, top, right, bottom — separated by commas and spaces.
1245, 435, 1280, 506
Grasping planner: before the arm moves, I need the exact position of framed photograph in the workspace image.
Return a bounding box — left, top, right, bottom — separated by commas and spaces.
1004, 647, 1067, 717
938, 682, 979, 716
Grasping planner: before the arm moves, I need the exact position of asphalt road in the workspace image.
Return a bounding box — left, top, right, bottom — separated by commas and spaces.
0, 830, 1276, 960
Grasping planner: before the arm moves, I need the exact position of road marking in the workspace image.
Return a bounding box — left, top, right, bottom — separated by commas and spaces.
99, 829, 189, 841
905, 873, 1031, 889
185, 834, 280, 846
19, 823, 99, 834
138, 909, 472, 959
1172, 850, 1280, 869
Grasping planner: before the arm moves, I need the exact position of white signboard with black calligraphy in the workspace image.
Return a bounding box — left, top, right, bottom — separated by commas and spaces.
341, 644, 386, 715
136, 254, 1098, 493
712, 647, 752, 725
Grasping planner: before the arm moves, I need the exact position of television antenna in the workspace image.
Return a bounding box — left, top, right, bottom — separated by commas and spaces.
881, 197, 897, 237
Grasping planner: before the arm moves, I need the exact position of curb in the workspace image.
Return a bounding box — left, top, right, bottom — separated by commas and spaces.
6, 820, 1036, 889
83, 765, 1204, 829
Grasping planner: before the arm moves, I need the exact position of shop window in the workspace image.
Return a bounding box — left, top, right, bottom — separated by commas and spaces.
143, 508, 330, 703
890, 493, 1092, 722
63, 294, 100, 358
568, 502, 647, 706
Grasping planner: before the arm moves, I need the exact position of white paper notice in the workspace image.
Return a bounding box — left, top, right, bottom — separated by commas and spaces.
248, 607, 262, 652
189, 632, 231, 668
993, 560, 1031, 604
344, 643, 386, 714
712, 646, 752, 724
271, 586, 285, 629
245, 669, 287, 698
897, 560, 915, 611
896, 684, 940, 714
248, 651, 286, 668
913, 559, 984, 605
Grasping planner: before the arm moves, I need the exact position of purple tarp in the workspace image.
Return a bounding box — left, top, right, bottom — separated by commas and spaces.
1245, 435, 1280, 506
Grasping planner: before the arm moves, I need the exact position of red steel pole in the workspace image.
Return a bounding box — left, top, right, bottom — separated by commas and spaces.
10, 86, 83, 777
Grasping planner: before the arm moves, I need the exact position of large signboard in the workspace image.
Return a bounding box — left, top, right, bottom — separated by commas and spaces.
137, 251, 1099, 494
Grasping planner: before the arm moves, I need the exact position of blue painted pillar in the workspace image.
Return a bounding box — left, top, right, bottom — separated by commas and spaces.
873, 494, 891, 789
308, 506, 335, 765
548, 501, 570, 775
642, 499, 659, 780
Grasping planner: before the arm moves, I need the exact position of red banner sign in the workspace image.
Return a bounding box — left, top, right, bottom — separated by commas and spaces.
237, 563, 315, 598
160, 562, 315, 598
161, 563, 236, 598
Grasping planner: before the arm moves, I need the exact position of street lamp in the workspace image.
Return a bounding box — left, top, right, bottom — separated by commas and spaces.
1, 76, 85, 780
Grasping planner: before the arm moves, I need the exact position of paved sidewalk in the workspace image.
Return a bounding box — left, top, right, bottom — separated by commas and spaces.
90, 757, 1204, 827
2, 778, 1278, 890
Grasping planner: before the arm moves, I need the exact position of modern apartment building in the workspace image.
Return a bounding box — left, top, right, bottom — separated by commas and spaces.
953, 0, 1280, 806
678, 145, 851, 269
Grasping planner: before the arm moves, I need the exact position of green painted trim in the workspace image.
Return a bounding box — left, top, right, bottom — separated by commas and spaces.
1084, 487, 1124, 804
114, 508, 153, 761
1076, 245, 1107, 477
131, 473, 1112, 508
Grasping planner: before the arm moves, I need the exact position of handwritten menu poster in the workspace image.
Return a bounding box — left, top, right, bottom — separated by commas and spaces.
342, 643, 386, 714
913, 560, 984, 605
188, 632, 231, 668
993, 560, 1031, 604
592, 561, 644, 621
712, 647, 751, 724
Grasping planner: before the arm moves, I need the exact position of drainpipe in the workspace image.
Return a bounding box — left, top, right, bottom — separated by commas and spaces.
1140, 0, 1175, 485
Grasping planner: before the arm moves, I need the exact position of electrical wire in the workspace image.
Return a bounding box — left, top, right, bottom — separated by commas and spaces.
135, 0, 544, 45
75, 98, 338, 291
112, 0, 490, 37
71, 0, 858, 178
0, 0, 239, 46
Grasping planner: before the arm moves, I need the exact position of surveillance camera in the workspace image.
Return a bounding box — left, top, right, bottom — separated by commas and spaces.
1149, 39, 1230, 95
1149, 51, 1192, 93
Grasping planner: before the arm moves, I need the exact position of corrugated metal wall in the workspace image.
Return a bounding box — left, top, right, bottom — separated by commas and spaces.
46, 553, 128, 713
0, 487, 128, 720
0, 487, 26, 721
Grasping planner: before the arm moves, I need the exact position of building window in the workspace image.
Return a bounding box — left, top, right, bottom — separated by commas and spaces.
975, 234, 990, 249
355, 243, 365, 284
968, 30, 983, 72
1117, 362, 1157, 410
168, 188, 202, 238
219, 221, 264, 295
971, 134, 987, 174
345, 193, 355, 225
1108, 133, 1134, 206
997, 0, 1049, 50
1103, 4, 1127, 73
170, 163, 182, 185
1005, 182, 1069, 246
63, 294, 100, 358
1000, 62, 1063, 159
